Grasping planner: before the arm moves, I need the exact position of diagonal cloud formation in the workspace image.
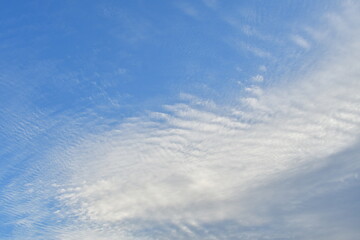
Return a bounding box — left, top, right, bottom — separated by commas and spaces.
50, 2, 360, 239
0, 1, 355, 239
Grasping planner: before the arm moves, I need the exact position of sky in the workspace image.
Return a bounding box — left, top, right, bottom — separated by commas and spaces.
1, 0, 360, 239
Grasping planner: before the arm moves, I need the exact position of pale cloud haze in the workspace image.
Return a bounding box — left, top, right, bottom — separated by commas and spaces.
0, 1, 359, 240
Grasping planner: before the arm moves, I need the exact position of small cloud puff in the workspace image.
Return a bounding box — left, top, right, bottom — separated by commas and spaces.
251, 74, 264, 82
245, 86, 263, 96
291, 34, 311, 49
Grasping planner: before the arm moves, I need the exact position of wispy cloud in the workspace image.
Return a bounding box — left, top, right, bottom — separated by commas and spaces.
201, 0, 218, 9
176, 2, 199, 18
291, 34, 311, 49
250, 74, 264, 82
3, 1, 360, 239
259, 65, 267, 72
231, 40, 272, 59
48, 2, 360, 238
225, 17, 280, 44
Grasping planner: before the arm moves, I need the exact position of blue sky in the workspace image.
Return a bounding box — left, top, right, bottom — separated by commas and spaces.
1, 0, 360, 239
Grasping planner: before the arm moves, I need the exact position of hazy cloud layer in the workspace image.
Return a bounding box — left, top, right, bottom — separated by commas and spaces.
49, 2, 360, 239
1, 1, 360, 240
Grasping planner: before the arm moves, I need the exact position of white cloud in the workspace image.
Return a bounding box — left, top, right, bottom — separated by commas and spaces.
291, 34, 311, 49
232, 40, 272, 58
225, 17, 280, 44
6, 1, 360, 239
304, 26, 329, 41
46, 2, 360, 238
53, 3, 360, 233
250, 74, 264, 82
259, 65, 267, 72
245, 86, 263, 96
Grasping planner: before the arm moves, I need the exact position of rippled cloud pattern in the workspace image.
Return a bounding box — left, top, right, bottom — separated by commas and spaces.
1, 1, 360, 239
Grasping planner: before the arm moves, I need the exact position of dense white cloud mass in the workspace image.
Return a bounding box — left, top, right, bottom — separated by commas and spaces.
45, 2, 360, 239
